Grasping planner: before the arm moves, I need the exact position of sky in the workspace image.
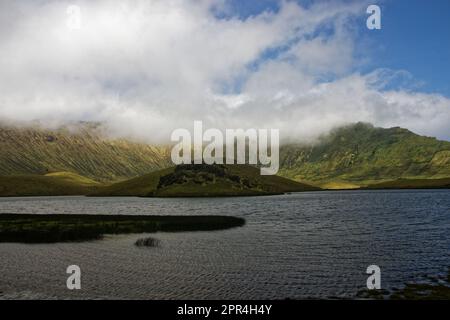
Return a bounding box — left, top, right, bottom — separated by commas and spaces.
0, 0, 449, 143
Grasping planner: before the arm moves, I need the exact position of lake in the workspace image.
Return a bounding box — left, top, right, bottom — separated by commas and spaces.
0, 190, 449, 299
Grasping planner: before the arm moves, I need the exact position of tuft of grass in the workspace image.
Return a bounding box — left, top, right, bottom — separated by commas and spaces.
0, 214, 245, 243
135, 237, 160, 247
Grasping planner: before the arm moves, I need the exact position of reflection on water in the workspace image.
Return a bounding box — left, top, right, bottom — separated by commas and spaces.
0, 190, 449, 299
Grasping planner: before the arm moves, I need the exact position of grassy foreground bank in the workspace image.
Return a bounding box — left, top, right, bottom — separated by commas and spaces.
0, 214, 245, 243
357, 268, 450, 300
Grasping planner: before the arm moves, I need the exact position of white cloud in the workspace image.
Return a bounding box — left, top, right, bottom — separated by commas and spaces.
0, 0, 449, 142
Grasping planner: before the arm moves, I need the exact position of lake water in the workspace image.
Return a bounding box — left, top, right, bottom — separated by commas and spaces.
0, 190, 449, 299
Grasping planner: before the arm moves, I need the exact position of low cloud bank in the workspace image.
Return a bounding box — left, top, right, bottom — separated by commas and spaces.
0, 0, 449, 143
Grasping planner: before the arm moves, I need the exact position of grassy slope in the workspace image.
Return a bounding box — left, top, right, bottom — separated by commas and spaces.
0, 172, 102, 196
279, 122, 450, 187
365, 177, 450, 189
225, 164, 320, 194
92, 167, 175, 196
0, 123, 170, 183
44, 171, 102, 187
93, 164, 319, 197
319, 181, 361, 190
0, 214, 245, 243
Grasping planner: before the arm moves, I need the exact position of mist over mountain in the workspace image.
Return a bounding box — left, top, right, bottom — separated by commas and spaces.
1, 1, 450, 143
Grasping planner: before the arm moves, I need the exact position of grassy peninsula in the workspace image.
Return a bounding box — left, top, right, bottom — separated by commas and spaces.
93, 164, 320, 197
0, 214, 245, 243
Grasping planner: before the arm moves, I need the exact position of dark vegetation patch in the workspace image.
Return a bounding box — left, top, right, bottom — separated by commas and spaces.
135, 237, 160, 247
357, 268, 450, 300
155, 164, 259, 194
0, 214, 245, 243
364, 177, 450, 189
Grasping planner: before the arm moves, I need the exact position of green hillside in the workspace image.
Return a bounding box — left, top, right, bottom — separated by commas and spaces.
0, 172, 101, 196
93, 164, 319, 197
279, 122, 450, 188
92, 167, 175, 196
1, 122, 450, 191
0, 123, 170, 183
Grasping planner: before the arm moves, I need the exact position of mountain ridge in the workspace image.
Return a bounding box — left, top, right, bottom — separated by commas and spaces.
1, 122, 450, 190
279, 122, 450, 187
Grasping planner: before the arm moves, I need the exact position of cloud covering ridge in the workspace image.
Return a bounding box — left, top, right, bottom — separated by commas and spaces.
0, 0, 449, 142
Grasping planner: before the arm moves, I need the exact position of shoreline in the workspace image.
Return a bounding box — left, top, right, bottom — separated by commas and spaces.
2, 187, 450, 198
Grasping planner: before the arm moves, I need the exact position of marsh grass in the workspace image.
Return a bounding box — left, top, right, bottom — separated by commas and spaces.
0, 214, 245, 243
357, 268, 450, 300
389, 283, 450, 300
135, 237, 160, 247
